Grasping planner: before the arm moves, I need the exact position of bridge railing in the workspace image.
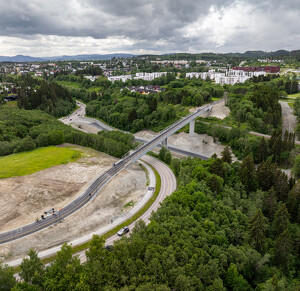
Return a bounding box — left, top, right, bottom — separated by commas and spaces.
121, 101, 222, 164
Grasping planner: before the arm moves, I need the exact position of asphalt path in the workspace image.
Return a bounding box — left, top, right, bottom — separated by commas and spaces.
77, 155, 176, 263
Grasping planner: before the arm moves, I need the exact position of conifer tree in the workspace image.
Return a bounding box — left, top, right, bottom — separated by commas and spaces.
282, 131, 289, 151
239, 154, 257, 193
159, 146, 167, 162
271, 136, 282, 163
165, 151, 172, 165
263, 187, 278, 220
249, 209, 267, 252
287, 181, 300, 223
274, 203, 290, 235
256, 161, 276, 191
210, 158, 225, 178
221, 145, 232, 164
275, 229, 293, 269
274, 171, 289, 202
269, 129, 280, 150
257, 137, 267, 163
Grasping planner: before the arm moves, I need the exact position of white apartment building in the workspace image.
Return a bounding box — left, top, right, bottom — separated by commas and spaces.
134, 72, 167, 81
84, 75, 99, 82
186, 70, 266, 85
108, 75, 133, 83
108, 72, 168, 83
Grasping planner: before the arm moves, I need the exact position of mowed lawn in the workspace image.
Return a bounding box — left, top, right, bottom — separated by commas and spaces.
0, 146, 81, 179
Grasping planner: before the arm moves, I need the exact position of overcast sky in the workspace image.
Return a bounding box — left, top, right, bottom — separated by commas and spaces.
0, 0, 299, 56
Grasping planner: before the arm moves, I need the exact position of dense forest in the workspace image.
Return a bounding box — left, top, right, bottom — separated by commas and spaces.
224, 75, 299, 135
15, 76, 76, 117
194, 121, 296, 166
1, 154, 299, 290
0, 106, 136, 158
85, 78, 223, 132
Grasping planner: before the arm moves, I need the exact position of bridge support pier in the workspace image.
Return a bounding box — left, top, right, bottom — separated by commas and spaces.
162, 138, 168, 149
189, 119, 195, 137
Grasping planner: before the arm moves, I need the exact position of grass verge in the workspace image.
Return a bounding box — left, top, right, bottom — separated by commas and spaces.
14, 159, 161, 272
0, 146, 81, 179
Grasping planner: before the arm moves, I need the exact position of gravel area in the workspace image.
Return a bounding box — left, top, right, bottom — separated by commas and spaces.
279, 101, 297, 134
0, 146, 147, 260
200, 99, 230, 119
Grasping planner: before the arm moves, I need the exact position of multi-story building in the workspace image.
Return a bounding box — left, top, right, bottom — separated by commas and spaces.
186, 69, 266, 85
232, 66, 280, 73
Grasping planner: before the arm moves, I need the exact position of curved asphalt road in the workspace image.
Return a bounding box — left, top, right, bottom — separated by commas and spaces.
1, 100, 214, 244
8, 155, 176, 267
77, 155, 176, 263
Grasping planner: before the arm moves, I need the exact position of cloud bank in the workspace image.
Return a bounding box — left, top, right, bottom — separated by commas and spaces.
0, 0, 299, 56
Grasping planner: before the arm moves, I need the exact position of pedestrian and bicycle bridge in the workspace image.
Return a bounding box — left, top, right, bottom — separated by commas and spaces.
0, 101, 219, 244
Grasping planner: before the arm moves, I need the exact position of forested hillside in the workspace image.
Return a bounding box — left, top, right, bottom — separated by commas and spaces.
225, 74, 299, 134
15, 76, 76, 117
0, 106, 136, 158
194, 121, 296, 166
85, 78, 223, 132
2, 155, 299, 290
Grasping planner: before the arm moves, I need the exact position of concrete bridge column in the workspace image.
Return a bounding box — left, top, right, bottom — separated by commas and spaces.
162, 138, 168, 149
189, 119, 195, 137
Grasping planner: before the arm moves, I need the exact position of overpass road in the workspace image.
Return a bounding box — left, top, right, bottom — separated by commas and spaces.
0, 100, 219, 244
8, 155, 176, 267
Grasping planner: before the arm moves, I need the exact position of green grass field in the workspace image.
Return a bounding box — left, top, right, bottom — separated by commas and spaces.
288, 93, 300, 98
56, 80, 83, 89
0, 146, 81, 179
56, 81, 102, 93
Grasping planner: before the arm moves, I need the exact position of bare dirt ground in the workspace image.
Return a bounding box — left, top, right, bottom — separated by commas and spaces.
71, 122, 100, 134
134, 129, 159, 141
279, 101, 297, 134
168, 132, 235, 159
0, 146, 147, 260
135, 130, 236, 160
201, 99, 230, 119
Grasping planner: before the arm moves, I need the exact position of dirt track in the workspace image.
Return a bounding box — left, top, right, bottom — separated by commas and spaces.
279, 101, 297, 134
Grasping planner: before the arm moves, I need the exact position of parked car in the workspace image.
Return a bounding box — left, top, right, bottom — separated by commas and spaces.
117, 226, 129, 236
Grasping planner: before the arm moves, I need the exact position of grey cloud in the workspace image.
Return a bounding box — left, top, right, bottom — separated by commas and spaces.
0, 0, 299, 54
0, 0, 234, 39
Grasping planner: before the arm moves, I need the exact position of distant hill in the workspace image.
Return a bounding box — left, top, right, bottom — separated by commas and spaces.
0, 53, 135, 62
47, 53, 135, 61
0, 50, 299, 62
224, 50, 291, 58
0, 55, 45, 62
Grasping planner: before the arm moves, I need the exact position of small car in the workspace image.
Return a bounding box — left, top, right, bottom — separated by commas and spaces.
117, 226, 129, 236
104, 245, 114, 251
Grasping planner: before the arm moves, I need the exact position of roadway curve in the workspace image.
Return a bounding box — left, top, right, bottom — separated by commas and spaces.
77, 155, 176, 263
7, 155, 176, 267
2, 98, 211, 244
